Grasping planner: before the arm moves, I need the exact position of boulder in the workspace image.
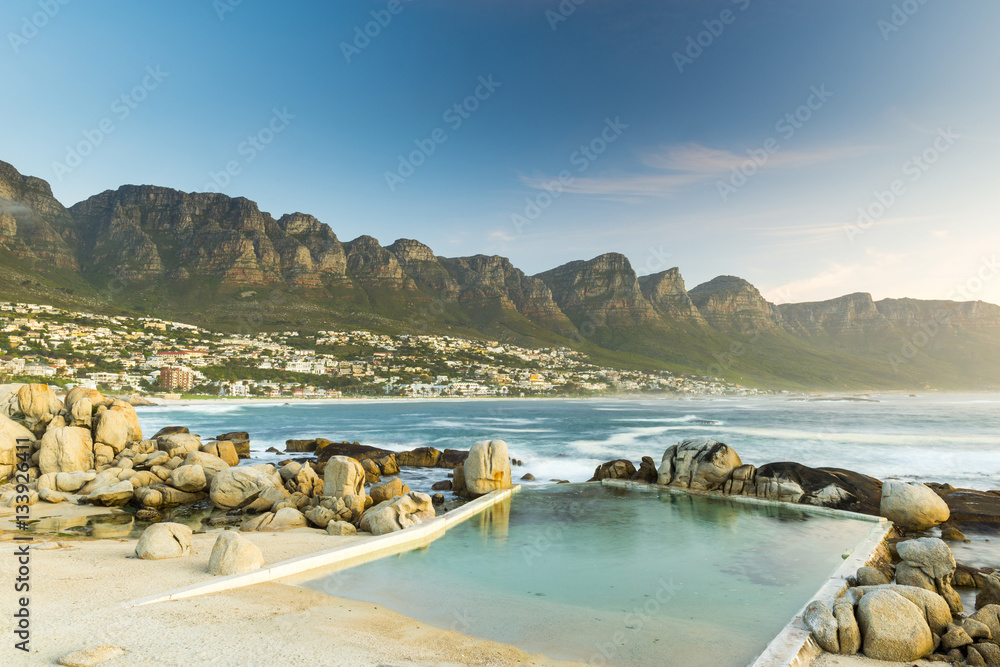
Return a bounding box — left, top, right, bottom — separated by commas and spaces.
854, 584, 952, 635
285, 439, 317, 453
970, 605, 1000, 641
896, 537, 962, 613
961, 617, 993, 641
438, 449, 468, 469
359, 491, 436, 535
134, 522, 192, 560
804, 600, 840, 653
314, 440, 395, 465
169, 465, 207, 493
208, 531, 263, 575
157, 433, 202, 459
64, 386, 104, 412
93, 410, 130, 453
376, 454, 399, 475
259, 507, 308, 531
856, 566, 891, 586
39, 427, 94, 475
452, 464, 467, 496
588, 459, 636, 482
133, 483, 205, 509
940, 622, 974, 651
396, 447, 441, 468
856, 589, 934, 661
327, 521, 357, 536
431, 480, 452, 491
630, 456, 658, 484
323, 456, 365, 498
54, 470, 96, 493
370, 477, 409, 504
86, 481, 134, 507
834, 598, 861, 655
657, 437, 741, 491
304, 506, 339, 529
209, 466, 280, 510
463, 440, 511, 498
152, 426, 189, 439
880, 480, 950, 530
201, 441, 239, 467
286, 463, 323, 497
361, 458, 381, 484
17, 383, 62, 429
216, 432, 251, 459
182, 451, 230, 483
0, 414, 35, 481
977, 573, 1000, 610
737, 462, 882, 511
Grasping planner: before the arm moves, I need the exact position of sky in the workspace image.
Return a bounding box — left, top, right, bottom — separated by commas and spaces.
2, 0, 999, 306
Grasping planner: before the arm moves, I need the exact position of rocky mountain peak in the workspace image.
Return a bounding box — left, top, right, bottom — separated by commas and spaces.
689, 275, 781, 334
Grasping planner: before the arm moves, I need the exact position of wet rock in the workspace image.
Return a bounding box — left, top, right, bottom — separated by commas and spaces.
314, 440, 394, 465
657, 437, 741, 491
804, 600, 840, 652
266, 447, 282, 454
856, 589, 934, 661
452, 464, 466, 496
464, 439, 511, 498
134, 508, 163, 522
881, 480, 950, 530
396, 447, 441, 468
940, 523, 969, 542
209, 531, 263, 575
938, 488, 1000, 529
285, 439, 316, 452
135, 522, 192, 560
376, 454, 399, 475
588, 459, 636, 482
630, 456, 658, 484
439, 449, 469, 469
520, 473, 535, 481
977, 573, 1000, 610
431, 480, 452, 491
323, 456, 365, 498
432, 493, 444, 505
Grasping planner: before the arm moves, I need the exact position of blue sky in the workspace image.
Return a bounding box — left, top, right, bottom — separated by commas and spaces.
3, 0, 999, 305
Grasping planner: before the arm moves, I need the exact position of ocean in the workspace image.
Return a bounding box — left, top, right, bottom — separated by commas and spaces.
134, 393, 1000, 491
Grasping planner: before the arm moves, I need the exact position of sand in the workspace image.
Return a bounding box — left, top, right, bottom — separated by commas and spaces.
0, 504, 579, 666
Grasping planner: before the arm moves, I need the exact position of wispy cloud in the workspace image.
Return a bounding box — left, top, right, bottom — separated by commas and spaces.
523, 142, 875, 199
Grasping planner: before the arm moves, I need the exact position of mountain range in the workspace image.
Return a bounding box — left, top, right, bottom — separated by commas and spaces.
2, 158, 999, 391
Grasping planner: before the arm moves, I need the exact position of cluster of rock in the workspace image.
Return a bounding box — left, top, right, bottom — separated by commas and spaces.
805, 537, 1000, 664
133, 520, 264, 576
590, 436, 997, 533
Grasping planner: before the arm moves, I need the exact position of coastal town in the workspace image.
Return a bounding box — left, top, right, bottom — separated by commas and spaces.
0, 301, 761, 399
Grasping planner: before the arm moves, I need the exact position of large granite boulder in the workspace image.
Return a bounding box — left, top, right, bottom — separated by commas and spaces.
323, 456, 365, 498
39, 426, 94, 474
0, 414, 35, 481
85, 481, 134, 507
208, 531, 263, 575
17, 383, 62, 430
630, 456, 659, 483
657, 437, 741, 491
438, 449, 468, 469
937, 488, 1000, 529
64, 387, 104, 428
201, 441, 239, 467
970, 605, 1000, 640
135, 522, 192, 560
209, 466, 280, 510
182, 451, 230, 483
93, 410, 131, 453
359, 491, 436, 535
588, 459, 636, 482
896, 537, 962, 613
284, 463, 323, 497
833, 598, 861, 655
464, 439, 511, 497
215, 432, 250, 459
157, 433, 202, 459
103, 400, 143, 442
133, 483, 205, 509
853, 584, 952, 635
880, 480, 950, 530
856, 589, 934, 661
804, 600, 840, 653
169, 465, 207, 493
977, 573, 1000, 610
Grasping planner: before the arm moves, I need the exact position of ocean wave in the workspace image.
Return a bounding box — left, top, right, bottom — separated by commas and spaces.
613, 415, 722, 425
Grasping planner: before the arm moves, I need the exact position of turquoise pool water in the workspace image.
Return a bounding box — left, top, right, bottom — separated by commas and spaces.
302, 484, 877, 666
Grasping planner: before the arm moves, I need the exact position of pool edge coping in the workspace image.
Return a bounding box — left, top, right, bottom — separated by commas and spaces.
121, 484, 521, 608
599, 479, 894, 667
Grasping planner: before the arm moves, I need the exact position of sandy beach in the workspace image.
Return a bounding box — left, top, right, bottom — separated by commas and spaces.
0, 502, 578, 666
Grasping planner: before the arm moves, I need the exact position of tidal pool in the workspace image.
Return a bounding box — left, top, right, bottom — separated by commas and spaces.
303, 484, 878, 666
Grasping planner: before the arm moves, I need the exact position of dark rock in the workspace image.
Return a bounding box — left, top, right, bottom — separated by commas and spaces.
438, 449, 469, 469
732, 462, 882, 513
588, 459, 636, 482
396, 447, 441, 468
938, 488, 1000, 529
431, 480, 452, 491
977, 574, 1000, 610
152, 426, 189, 439
134, 508, 163, 522
205, 515, 243, 526
941, 523, 970, 542
266, 447, 282, 454
520, 473, 536, 481
431, 493, 445, 505
630, 456, 658, 483
285, 439, 317, 453
452, 464, 466, 497
314, 440, 395, 465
